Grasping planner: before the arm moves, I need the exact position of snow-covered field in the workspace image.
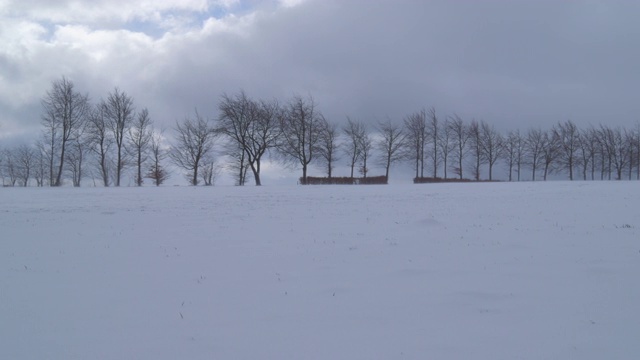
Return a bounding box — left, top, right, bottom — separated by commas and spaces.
1, 182, 639, 360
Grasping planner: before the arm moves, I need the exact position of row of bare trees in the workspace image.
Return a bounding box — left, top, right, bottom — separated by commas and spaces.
1, 77, 171, 187
216, 91, 407, 185
400, 109, 640, 182
2, 81, 640, 186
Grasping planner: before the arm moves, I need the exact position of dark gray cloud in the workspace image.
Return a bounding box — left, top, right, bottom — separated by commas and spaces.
2, 0, 640, 146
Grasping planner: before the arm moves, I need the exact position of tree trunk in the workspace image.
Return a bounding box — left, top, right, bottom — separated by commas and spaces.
55, 140, 66, 186
302, 164, 307, 185
137, 151, 142, 186
116, 148, 122, 187
252, 166, 261, 186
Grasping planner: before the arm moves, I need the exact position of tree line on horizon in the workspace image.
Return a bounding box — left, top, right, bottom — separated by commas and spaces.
1, 77, 640, 187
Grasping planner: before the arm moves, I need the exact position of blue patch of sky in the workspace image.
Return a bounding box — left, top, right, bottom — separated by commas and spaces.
124, 1, 256, 38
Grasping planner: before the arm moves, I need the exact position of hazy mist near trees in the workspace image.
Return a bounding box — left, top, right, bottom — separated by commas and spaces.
1, 78, 640, 187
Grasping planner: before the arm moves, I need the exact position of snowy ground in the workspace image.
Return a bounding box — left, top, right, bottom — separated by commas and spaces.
1, 182, 639, 360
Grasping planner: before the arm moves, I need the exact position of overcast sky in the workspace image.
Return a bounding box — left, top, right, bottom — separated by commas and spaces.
2, 0, 640, 180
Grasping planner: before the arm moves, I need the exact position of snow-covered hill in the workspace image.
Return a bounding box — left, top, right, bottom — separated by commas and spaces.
2, 182, 639, 359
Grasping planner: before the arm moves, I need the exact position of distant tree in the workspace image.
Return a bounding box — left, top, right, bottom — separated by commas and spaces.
376, 118, 406, 182
479, 120, 503, 181
577, 127, 598, 180
217, 91, 281, 186
277, 95, 324, 184
0, 147, 3, 185
553, 120, 580, 180
223, 141, 250, 186
358, 123, 373, 178
467, 119, 483, 180
65, 131, 89, 187
146, 130, 170, 186
635, 123, 640, 180
246, 100, 281, 186
599, 125, 630, 180
15, 144, 35, 186
33, 140, 48, 186
524, 128, 545, 181
128, 108, 153, 186
448, 114, 470, 180
246, 98, 281, 185
102, 88, 135, 186
317, 118, 340, 178
437, 116, 455, 179
625, 129, 635, 180
170, 111, 218, 186
217, 92, 251, 186
404, 109, 427, 179
343, 117, 364, 179
1, 148, 18, 186
200, 154, 220, 186
503, 130, 524, 181
87, 104, 113, 186
40, 115, 58, 185
41, 77, 90, 186
540, 130, 560, 181
426, 107, 440, 178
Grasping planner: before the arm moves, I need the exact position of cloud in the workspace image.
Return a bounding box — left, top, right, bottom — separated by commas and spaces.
2, 0, 640, 150
1, 0, 226, 24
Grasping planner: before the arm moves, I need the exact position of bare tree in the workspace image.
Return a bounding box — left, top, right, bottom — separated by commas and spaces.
635, 123, 640, 180
278, 95, 324, 184
317, 118, 340, 179
102, 88, 135, 186
448, 114, 470, 180
40, 108, 58, 185
146, 130, 170, 186
128, 108, 153, 186
223, 141, 250, 186
65, 125, 89, 187
343, 117, 364, 179
426, 107, 440, 178
467, 120, 484, 181
437, 116, 455, 179
525, 128, 545, 181
1, 148, 18, 186
15, 144, 35, 186
41, 77, 90, 186
634, 122, 640, 180
33, 140, 48, 186
479, 120, 503, 181
218, 92, 251, 186
218, 91, 281, 186
358, 123, 373, 178
553, 120, 580, 180
625, 129, 635, 180
503, 130, 524, 181
87, 105, 113, 186
170, 111, 218, 186
577, 127, 598, 180
540, 130, 560, 181
376, 118, 406, 182
599, 125, 630, 180
245, 98, 281, 186
404, 109, 427, 179
200, 154, 221, 186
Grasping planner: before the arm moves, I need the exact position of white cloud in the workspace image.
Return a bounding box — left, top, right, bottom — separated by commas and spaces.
278, 0, 307, 8
2, 0, 640, 151
2, 0, 218, 23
